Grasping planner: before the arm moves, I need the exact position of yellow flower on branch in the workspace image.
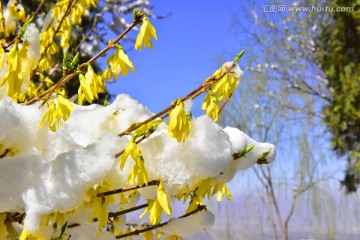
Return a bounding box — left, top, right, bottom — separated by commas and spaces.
4, 1, 26, 37
140, 199, 162, 225
135, 16, 157, 51
212, 73, 229, 101
78, 73, 93, 105
0, 213, 7, 240
211, 64, 240, 101
120, 139, 148, 186
89, 196, 114, 233
168, 99, 191, 142
0, 43, 28, 98
142, 230, 154, 240
19, 228, 46, 240
78, 65, 104, 105
39, 95, 75, 132
101, 67, 112, 80
216, 184, 232, 202
107, 46, 135, 77
185, 193, 203, 214
201, 91, 219, 121
120, 139, 139, 170
86, 182, 115, 233
140, 184, 172, 225
157, 183, 172, 216
167, 235, 184, 240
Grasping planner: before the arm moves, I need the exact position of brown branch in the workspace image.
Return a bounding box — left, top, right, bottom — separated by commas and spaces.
26, 0, 45, 22
67, 204, 149, 229
0, 149, 10, 158
93, 204, 148, 223
266, 166, 285, 239
117, 62, 237, 139
96, 180, 160, 198
78, 15, 141, 69
26, 16, 141, 106
115, 205, 207, 239
218, 93, 233, 114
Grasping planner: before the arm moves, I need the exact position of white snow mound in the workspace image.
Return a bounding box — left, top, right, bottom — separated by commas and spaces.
0, 95, 275, 237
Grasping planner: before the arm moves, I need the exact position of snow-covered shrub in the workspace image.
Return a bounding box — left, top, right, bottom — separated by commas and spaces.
0, 1, 275, 239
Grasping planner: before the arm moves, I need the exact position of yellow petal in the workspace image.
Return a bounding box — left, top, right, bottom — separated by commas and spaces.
157, 183, 172, 215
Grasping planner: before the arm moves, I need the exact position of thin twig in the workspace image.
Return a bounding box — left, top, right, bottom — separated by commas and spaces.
97, 180, 160, 198
115, 205, 207, 239
25, 17, 141, 106
117, 62, 237, 139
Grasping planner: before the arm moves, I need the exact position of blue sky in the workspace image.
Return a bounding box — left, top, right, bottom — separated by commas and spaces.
108, 0, 243, 113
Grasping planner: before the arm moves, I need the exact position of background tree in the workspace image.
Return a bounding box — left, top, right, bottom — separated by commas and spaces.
317, 0, 360, 192
215, 0, 360, 239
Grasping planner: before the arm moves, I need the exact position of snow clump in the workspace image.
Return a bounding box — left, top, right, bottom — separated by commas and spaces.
0, 94, 275, 238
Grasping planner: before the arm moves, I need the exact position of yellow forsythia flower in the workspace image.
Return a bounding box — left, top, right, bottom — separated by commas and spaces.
4, 1, 26, 37
140, 199, 162, 225
120, 139, 139, 170
142, 230, 154, 240
89, 196, 114, 233
78, 73, 93, 105
216, 184, 232, 202
201, 91, 219, 121
107, 46, 135, 77
140, 184, 171, 225
185, 193, 203, 214
167, 235, 184, 240
156, 183, 172, 216
157, 232, 165, 239
101, 67, 112, 80
78, 65, 104, 105
120, 139, 148, 186
0, 213, 8, 240
0, 43, 28, 97
135, 16, 157, 51
127, 157, 148, 186
193, 178, 213, 199
39, 95, 75, 132
19, 228, 46, 240
168, 100, 191, 142
212, 73, 239, 101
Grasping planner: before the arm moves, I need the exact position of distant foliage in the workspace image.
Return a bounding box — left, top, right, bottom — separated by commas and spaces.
317, 0, 360, 192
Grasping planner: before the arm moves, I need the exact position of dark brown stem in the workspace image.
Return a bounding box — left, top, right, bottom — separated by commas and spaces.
92, 204, 149, 223
26, 17, 141, 106
78, 18, 140, 69
218, 93, 233, 113
67, 204, 149, 229
115, 205, 206, 239
96, 180, 160, 198
27, 0, 45, 22
116, 62, 237, 139
0, 149, 10, 158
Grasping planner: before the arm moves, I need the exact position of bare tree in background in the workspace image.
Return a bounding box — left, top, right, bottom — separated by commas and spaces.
218, 0, 360, 239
